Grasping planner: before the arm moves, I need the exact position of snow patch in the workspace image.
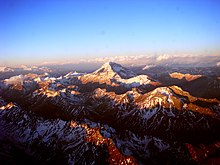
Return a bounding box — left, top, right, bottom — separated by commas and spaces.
4, 75, 25, 85
142, 64, 156, 70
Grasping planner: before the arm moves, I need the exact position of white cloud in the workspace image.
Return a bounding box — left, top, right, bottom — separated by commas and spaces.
41, 61, 59, 65
156, 54, 171, 61
39, 54, 220, 68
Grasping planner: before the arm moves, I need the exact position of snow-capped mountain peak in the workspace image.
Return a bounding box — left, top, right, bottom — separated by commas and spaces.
79, 62, 159, 88
0, 66, 14, 72
94, 62, 136, 79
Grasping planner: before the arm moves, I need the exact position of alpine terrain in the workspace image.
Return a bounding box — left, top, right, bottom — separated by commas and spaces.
0, 62, 220, 164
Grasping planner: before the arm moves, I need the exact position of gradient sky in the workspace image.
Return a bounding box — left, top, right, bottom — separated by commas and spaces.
1, 0, 220, 66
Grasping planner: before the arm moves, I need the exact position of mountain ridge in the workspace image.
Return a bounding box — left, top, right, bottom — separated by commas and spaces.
0, 61, 220, 164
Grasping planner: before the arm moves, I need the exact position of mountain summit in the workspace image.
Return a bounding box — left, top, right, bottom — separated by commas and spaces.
79, 62, 159, 88
93, 62, 136, 79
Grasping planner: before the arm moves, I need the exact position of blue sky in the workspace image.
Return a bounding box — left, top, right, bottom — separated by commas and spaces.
0, 0, 220, 66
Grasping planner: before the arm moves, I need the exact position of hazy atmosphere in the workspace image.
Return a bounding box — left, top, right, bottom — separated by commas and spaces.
1, 0, 220, 66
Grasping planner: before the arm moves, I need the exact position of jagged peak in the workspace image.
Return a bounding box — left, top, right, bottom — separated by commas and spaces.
102, 61, 117, 67
95, 61, 123, 72
94, 62, 136, 79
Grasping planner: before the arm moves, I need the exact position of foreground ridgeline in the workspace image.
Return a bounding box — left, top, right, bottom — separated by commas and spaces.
0, 62, 220, 164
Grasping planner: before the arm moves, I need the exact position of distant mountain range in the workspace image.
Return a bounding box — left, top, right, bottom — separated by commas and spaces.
0, 61, 220, 164
1, 54, 220, 73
